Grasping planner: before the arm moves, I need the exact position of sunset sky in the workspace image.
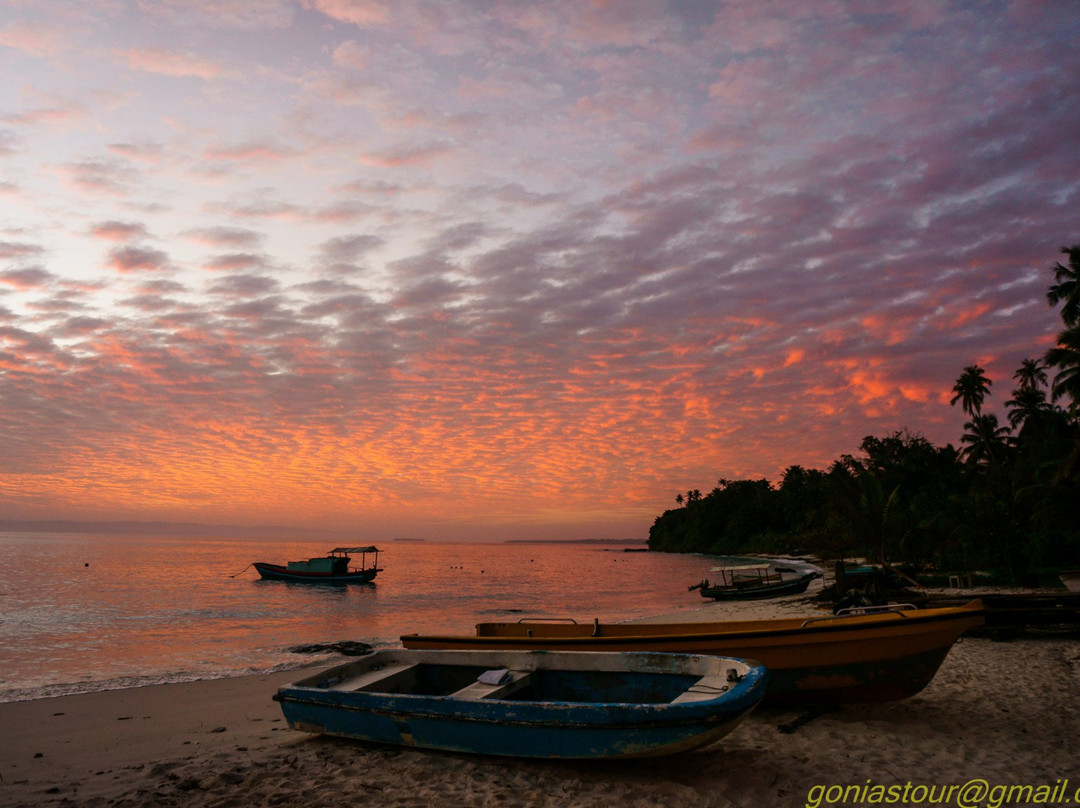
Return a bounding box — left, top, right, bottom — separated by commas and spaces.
1, 1, 1078, 541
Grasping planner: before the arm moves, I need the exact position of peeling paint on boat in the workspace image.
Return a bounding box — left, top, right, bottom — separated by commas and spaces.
273, 649, 769, 759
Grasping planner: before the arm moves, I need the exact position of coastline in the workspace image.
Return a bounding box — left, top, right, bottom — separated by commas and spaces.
2, 594, 1078, 807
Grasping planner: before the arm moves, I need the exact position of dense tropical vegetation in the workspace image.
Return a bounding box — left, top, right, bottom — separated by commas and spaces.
648, 246, 1080, 583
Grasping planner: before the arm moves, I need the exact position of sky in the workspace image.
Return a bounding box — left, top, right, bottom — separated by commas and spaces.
1, 0, 1078, 541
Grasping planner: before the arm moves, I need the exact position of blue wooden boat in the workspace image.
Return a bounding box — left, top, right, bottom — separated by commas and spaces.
254, 546, 382, 584
272, 649, 768, 758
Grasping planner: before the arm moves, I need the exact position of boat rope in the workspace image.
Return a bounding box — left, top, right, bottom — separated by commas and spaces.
229, 563, 254, 578
686, 684, 731, 695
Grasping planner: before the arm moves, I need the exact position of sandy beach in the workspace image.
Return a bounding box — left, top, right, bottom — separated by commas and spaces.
3, 593, 1078, 808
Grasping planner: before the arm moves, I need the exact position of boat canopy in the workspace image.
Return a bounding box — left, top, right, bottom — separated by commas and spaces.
709, 564, 770, 572
330, 546, 379, 554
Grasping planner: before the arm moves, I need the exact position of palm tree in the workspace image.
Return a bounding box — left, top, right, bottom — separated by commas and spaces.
959, 413, 1011, 466
855, 470, 902, 564
1047, 245, 1080, 327
950, 364, 993, 416
1046, 325, 1080, 410
1012, 358, 1047, 392
1005, 385, 1051, 429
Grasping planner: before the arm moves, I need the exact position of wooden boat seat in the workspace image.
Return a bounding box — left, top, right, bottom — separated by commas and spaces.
450, 670, 533, 700
331, 663, 422, 692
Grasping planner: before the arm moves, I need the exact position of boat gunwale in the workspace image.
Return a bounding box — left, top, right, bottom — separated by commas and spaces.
286, 649, 758, 692
401, 601, 985, 648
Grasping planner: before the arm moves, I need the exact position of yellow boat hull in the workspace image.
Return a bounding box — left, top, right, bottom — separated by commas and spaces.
401, 600, 985, 704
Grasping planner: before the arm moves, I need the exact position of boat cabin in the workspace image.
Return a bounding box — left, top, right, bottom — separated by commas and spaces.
286, 546, 379, 575
707, 564, 784, 589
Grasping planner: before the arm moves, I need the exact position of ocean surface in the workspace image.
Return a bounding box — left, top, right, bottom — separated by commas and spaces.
0, 533, 732, 703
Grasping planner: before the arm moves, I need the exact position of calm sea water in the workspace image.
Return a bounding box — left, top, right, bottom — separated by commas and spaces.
0, 533, 727, 703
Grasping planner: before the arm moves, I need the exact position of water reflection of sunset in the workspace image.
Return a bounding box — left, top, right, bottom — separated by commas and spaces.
0, 536, 726, 698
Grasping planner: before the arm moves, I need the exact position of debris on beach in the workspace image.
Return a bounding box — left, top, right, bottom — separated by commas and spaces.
288, 641, 373, 656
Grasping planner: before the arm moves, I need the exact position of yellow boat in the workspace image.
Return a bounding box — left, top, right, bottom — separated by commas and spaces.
401, 600, 984, 705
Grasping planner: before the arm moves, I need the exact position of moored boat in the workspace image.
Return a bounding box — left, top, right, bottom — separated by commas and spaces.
400, 600, 985, 705
254, 546, 382, 584
689, 565, 822, 600
272, 649, 768, 759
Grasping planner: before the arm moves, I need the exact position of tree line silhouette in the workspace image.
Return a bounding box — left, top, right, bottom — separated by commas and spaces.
648, 245, 1080, 583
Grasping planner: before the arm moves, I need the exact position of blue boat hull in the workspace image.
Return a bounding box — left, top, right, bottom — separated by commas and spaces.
273, 650, 768, 759
253, 562, 379, 584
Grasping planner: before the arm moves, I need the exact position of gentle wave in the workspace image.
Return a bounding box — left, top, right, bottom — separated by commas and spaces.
0, 534, 726, 702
